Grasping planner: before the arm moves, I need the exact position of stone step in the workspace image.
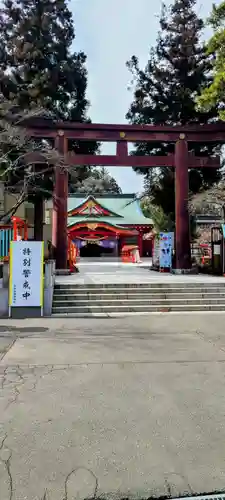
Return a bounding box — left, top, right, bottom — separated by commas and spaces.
54, 282, 225, 290
55, 269, 71, 275
52, 303, 225, 314
52, 297, 225, 307
52, 280, 225, 316
53, 291, 225, 301
54, 286, 225, 296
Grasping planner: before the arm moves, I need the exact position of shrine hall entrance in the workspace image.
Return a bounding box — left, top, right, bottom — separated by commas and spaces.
79, 241, 117, 258
80, 243, 101, 258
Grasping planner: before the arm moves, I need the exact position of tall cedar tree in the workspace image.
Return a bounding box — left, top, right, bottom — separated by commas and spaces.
197, 1, 225, 120
126, 0, 221, 217
0, 0, 98, 238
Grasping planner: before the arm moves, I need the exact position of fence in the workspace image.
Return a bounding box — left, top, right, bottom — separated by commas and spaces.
0, 229, 13, 260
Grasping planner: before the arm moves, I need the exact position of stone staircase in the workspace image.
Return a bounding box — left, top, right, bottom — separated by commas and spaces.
52, 282, 225, 316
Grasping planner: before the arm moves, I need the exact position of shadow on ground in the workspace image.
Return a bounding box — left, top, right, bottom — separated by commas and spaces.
0, 325, 49, 334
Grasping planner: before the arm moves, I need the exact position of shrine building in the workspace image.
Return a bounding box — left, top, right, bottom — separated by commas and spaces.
66, 194, 154, 258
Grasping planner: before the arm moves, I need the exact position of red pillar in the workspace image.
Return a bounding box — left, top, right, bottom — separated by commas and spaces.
52, 132, 68, 269
175, 137, 191, 270
138, 231, 143, 257
116, 140, 128, 157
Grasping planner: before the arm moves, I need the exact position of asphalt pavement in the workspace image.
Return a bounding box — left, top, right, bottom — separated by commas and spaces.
1, 314, 225, 499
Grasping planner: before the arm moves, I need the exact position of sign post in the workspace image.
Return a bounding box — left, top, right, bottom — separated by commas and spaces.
9, 241, 44, 318
159, 232, 174, 270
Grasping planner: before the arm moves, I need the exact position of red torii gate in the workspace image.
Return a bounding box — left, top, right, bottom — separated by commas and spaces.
24, 119, 224, 270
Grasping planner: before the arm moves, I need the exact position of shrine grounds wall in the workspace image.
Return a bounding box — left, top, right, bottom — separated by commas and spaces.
44, 260, 55, 316
0, 264, 9, 317
0, 288, 8, 316
26, 225, 51, 253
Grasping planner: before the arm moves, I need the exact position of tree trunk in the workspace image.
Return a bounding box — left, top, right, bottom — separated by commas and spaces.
34, 196, 44, 241
0, 190, 26, 224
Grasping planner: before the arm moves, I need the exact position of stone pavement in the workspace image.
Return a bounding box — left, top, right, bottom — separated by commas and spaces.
56, 259, 225, 285
1, 314, 225, 499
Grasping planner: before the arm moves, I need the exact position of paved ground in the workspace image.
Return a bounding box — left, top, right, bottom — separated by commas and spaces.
1, 314, 225, 499
56, 259, 225, 285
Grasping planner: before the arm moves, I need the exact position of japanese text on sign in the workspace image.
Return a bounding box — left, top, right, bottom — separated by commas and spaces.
22, 247, 32, 300
9, 241, 44, 308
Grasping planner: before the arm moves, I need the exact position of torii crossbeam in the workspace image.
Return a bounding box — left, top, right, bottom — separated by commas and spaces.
23, 118, 223, 271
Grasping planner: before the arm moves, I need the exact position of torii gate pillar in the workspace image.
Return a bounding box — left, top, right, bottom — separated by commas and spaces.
175, 136, 191, 271
52, 132, 68, 270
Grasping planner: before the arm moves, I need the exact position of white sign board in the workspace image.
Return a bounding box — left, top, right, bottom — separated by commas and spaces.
9, 241, 44, 308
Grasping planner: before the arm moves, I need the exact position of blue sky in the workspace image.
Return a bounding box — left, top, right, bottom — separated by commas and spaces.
71, 0, 219, 194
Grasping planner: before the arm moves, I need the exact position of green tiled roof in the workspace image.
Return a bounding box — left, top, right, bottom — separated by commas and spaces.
67, 194, 153, 226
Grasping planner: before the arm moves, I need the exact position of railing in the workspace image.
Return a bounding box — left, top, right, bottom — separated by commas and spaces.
0, 217, 28, 262
12, 216, 28, 241
0, 229, 13, 261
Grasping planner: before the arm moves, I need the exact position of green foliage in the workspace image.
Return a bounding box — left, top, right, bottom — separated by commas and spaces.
0, 0, 99, 199
196, 1, 225, 120
0, 0, 121, 201
189, 180, 225, 216
0, 0, 87, 118
141, 197, 174, 232
70, 167, 122, 195
127, 0, 221, 216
